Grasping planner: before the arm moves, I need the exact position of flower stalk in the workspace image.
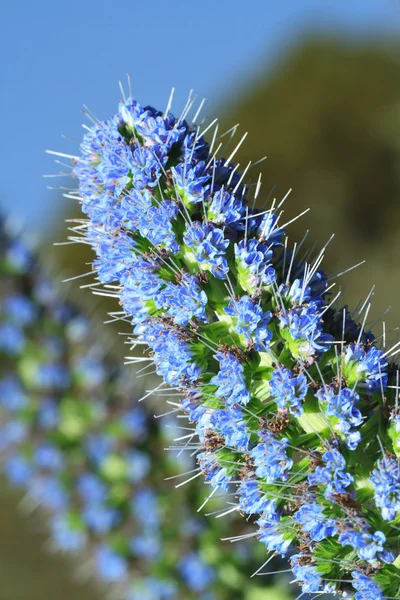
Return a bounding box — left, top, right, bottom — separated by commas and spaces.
55, 88, 400, 599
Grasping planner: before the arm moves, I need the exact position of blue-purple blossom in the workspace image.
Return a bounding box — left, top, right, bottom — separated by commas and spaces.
290, 555, 322, 593
257, 513, 291, 556
238, 480, 276, 516
250, 431, 293, 482
338, 528, 390, 563
279, 304, 333, 359
370, 456, 400, 520
183, 221, 229, 279
122, 188, 179, 251
257, 212, 283, 246
269, 367, 308, 416
293, 502, 337, 542
224, 296, 272, 350
136, 321, 203, 386
197, 451, 231, 492
210, 352, 250, 406
172, 161, 210, 206
179, 553, 215, 592
308, 448, 353, 499
342, 343, 388, 392
207, 188, 245, 228
156, 274, 208, 326
95, 545, 129, 582
209, 407, 250, 451
0, 323, 25, 354
316, 386, 363, 449
351, 571, 383, 600
234, 238, 276, 294
51, 516, 87, 552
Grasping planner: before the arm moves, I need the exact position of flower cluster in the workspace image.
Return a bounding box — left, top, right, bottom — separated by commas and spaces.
0, 220, 276, 600
59, 88, 400, 600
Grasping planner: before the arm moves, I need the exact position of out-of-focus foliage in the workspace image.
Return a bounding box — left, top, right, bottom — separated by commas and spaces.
220, 38, 400, 329
0, 219, 289, 600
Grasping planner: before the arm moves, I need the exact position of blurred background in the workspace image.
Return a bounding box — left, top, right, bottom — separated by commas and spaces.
0, 0, 400, 598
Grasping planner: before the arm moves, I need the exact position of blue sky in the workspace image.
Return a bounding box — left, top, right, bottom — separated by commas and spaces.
1, 0, 399, 237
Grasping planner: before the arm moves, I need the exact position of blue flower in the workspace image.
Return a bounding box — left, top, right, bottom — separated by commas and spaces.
128, 577, 178, 600
269, 367, 308, 416
96, 128, 133, 195
209, 406, 250, 451
207, 188, 245, 228
83, 504, 121, 535
316, 386, 363, 449
179, 553, 215, 592
370, 456, 400, 521
122, 189, 179, 251
0, 323, 24, 354
5, 454, 33, 486
136, 321, 203, 385
257, 211, 284, 246
0, 376, 28, 411
87, 223, 136, 284
5, 294, 36, 325
156, 274, 208, 326
125, 449, 151, 483
121, 258, 163, 307
279, 304, 333, 359
30, 476, 69, 511
343, 343, 388, 392
294, 502, 337, 542
234, 238, 276, 294
250, 431, 293, 483
129, 145, 164, 189
130, 103, 187, 150
351, 571, 383, 600
181, 392, 208, 422
130, 533, 161, 559
35, 362, 70, 390
121, 408, 147, 440
132, 488, 161, 529
291, 555, 322, 593
85, 433, 115, 465
77, 472, 107, 504
0, 420, 27, 451
6, 240, 33, 271
279, 278, 314, 307
308, 448, 353, 499
198, 451, 231, 492
35, 443, 64, 471
339, 527, 391, 563
95, 545, 128, 582
183, 221, 229, 279
238, 480, 277, 516
224, 296, 272, 350
210, 352, 250, 406
51, 515, 87, 552
256, 513, 291, 556
171, 161, 210, 206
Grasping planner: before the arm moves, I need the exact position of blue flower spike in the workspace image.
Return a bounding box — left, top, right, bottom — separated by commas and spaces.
53, 85, 400, 600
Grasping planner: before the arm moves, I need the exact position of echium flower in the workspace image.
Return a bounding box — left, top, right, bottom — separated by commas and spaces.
55, 85, 400, 599
0, 219, 274, 600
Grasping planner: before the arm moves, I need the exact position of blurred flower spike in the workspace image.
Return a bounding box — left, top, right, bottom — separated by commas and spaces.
0, 218, 270, 600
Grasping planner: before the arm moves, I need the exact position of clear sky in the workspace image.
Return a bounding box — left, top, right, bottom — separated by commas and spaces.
1, 0, 399, 237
